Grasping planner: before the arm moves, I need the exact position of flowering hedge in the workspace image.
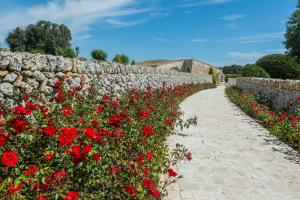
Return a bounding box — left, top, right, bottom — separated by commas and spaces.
226, 87, 300, 151
0, 81, 215, 199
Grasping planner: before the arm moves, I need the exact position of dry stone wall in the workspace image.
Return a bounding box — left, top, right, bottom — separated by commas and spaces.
236, 77, 300, 113
0, 51, 212, 109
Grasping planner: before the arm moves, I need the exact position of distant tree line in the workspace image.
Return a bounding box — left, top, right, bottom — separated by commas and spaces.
5, 20, 136, 65
223, 0, 300, 80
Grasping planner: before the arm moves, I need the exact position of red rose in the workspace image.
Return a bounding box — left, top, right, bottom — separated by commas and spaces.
53, 169, 68, 181
0, 134, 6, 146
70, 145, 84, 164
151, 189, 160, 199
167, 168, 177, 177
165, 118, 173, 126
45, 153, 53, 161
12, 118, 27, 133
83, 128, 101, 142
43, 125, 56, 137
24, 165, 38, 176
64, 191, 79, 200
62, 107, 74, 117
13, 104, 31, 115
83, 144, 92, 153
9, 183, 24, 194
113, 102, 119, 109
185, 152, 192, 161
125, 186, 137, 197
36, 195, 47, 200
58, 128, 77, 146
108, 115, 121, 126
146, 152, 153, 160
142, 168, 149, 175
93, 153, 101, 161
96, 106, 104, 114
142, 126, 155, 136
1, 151, 18, 167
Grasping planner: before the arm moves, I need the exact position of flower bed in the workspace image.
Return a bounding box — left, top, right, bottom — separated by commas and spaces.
226, 87, 300, 151
0, 82, 215, 199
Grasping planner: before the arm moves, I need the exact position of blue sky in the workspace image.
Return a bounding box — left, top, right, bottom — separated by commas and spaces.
0, 0, 297, 66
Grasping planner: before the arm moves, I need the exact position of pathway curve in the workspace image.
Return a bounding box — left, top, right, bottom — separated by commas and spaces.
166, 86, 300, 200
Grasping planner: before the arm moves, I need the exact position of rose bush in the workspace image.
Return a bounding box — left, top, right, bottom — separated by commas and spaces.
226, 87, 300, 151
0, 81, 215, 199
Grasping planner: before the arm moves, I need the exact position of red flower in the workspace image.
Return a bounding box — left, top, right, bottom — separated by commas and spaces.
146, 152, 153, 160
140, 111, 150, 118
71, 145, 84, 164
12, 118, 27, 133
96, 106, 104, 114
83, 128, 101, 142
63, 107, 74, 117
13, 104, 31, 115
55, 80, 62, 86
53, 169, 68, 181
83, 144, 92, 153
63, 191, 79, 200
36, 195, 47, 200
108, 115, 121, 126
24, 165, 38, 176
151, 189, 160, 199
1, 151, 18, 167
43, 125, 56, 137
93, 153, 101, 161
165, 118, 173, 126
297, 96, 300, 101
142, 126, 155, 136
0, 134, 6, 146
143, 179, 156, 191
142, 168, 149, 175
167, 168, 177, 177
185, 152, 192, 161
148, 105, 156, 111
37, 195, 46, 200
58, 128, 77, 146
45, 153, 53, 161
113, 102, 119, 109
125, 186, 137, 197
9, 183, 24, 194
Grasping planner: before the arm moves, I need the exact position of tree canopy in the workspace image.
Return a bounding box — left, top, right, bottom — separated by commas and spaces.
6, 20, 73, 57
113, 54, 129, 65
222, 65, 243, 74
91, 49, 108, 62
284, 0, 300, 60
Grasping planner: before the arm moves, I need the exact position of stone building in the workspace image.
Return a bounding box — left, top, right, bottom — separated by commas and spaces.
137, 59, 224, 82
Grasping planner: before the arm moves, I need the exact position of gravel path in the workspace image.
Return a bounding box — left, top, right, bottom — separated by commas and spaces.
166, 86, 300, 200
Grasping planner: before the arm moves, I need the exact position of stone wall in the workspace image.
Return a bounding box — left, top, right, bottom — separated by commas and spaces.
0, 51, 212, 109
235, 77, 300, 113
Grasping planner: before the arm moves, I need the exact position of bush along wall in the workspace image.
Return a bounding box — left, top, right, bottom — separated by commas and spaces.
0, 81, 215, 199
226, 87, 300, 152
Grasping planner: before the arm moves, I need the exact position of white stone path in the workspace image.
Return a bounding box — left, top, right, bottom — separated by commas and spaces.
166, 86, 300, 200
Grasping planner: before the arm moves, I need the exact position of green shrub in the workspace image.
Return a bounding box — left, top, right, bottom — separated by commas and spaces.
242, 64, 270, 78
131, 59, 136, 65
57, 48, 76, 58
225, 74, 242, 82
91, 49, 108, 62
113, 54, 129, 65
222, 65, 243, 74
256, 54, 300, 79
209, 68, 217, 84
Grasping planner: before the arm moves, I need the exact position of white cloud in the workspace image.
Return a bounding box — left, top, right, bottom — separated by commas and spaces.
228, 51, 264, 61
0, 0, 152, 42
178, 0, 232, 8
221, 14, 245, 21
220, 32, 284, 43
188, 38, 207, 42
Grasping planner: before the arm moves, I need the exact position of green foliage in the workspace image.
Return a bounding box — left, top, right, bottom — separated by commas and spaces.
226, 87, 300, 151
284, 0, 300, 61
57, 48, 76, 58
241, 64, 270, 78
131, 59, 136, 65
113, 54, 129, 65
91, 49, 107, 62
225, 74, 242, 82
222, 65, 243, 74
256, 54, 300, 79
6, 20, 72, 55
209, 68, 218, 84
